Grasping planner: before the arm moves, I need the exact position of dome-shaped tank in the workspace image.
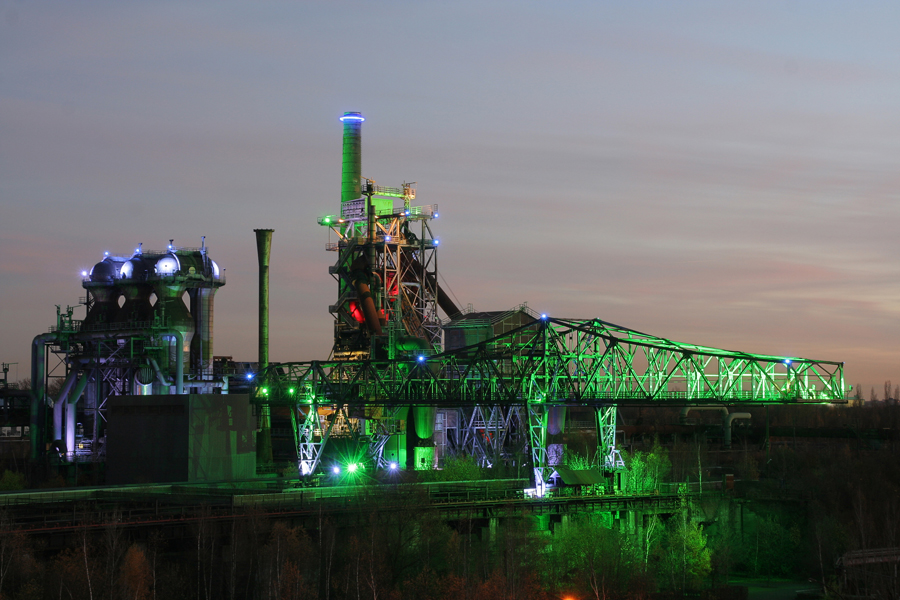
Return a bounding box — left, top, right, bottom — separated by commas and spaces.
83, 258, 123, 328
116, 257, 154, 325
89, 260, 117, 283
120, 257, 148, 281
155, 254, 180, 276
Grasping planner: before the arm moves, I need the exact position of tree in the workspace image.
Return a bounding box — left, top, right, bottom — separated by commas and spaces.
120, 544, 152, 600
654, 507, 711, 592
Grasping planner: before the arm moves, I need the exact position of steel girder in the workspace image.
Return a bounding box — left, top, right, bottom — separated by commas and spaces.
254, 316, 845, 478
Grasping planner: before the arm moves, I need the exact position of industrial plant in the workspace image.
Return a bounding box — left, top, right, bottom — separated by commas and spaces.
6, 113, 897, 600
8, 111, 846, 494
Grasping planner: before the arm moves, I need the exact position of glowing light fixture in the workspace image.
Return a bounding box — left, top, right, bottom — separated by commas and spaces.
384, 235, 391, 242
541, 314, 548, 320
339, 113, 365, 122
246, 373, 254, 380
389, 462, 398, 471
323, 217, 331, 224
261, 387, 269, 395
81, 271, 88, 277
434, 212, 439, 218
417, 355, 425, 363
332, 465, 341, 474
434, 240, 440, 246
288, 388, 295, 394
784, 359, 792, 366
347, 463, 358, 473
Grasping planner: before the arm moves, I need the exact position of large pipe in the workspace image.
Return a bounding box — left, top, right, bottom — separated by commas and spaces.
680, 405, 728, 424
723, 413, 752, 449
340, 112, 364, 205
52, 368, 81, 442
64, 374, 90, 461
254, 228, 274, 466
30, 332, 59, 460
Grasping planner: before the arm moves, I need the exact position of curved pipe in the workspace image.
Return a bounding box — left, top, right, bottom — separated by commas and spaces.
723, 412, 751, 449
680, 405, 728, 424
352, 277, 383, 335
52, 368, 81, 442
64, 374, 90, 461
31, 332, 59, 460
75, 328, 184, 394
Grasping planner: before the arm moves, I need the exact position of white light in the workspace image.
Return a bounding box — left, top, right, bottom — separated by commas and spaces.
434, 213, 439, 218
384, 235, 391, 242
103, 251, 109, 256
434, 240, 440, 246
332, 466, 341, 474
389, 462, 398, 471
541, 314, 548, 320
246, 373, 254, 380
81, 271, 87, 277
417, 355, 425, 363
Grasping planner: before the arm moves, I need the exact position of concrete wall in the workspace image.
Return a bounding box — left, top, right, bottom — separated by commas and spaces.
107, 394, 257, 484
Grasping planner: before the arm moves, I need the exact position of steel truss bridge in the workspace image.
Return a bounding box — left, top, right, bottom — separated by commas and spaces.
253, 316, 845, 491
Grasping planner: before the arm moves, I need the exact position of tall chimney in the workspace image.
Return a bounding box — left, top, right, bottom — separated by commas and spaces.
340, 112, 364, 205
254, 228, 274, 466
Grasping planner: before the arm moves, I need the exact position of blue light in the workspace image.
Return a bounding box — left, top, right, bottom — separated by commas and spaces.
103, 251, 109, 256
434, 212, 439, 218
340, 113, 365, 122
246, 373, 254, 380
404, 210, 410, 216
81, 271, 87, 277
417, 355, 425, 363
541, 314, 548, 320
784, 359, 792, 366
434, 240, 440, 246
332, 465, 341, 474
384, 235, 391, 242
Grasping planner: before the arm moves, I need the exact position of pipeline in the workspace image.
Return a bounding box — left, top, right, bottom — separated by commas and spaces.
679, 405, 728, 424
64, 374, 90, 460
52, 368, 81, 443
723, 412, 751, 449
30, 332, 59, 460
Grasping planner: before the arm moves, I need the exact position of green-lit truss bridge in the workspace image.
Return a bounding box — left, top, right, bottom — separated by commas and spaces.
252, 316, 845, 489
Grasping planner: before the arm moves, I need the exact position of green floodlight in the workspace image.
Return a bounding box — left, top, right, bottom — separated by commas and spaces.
261, 387, 268, 396
288, 388, 295, 394
347, 463, 359, 473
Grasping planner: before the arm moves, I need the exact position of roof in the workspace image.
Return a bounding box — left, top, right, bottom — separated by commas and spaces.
555, 466, 605, 485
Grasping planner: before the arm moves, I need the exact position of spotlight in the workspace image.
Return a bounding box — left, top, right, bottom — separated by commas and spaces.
417, 355, 425, 363
389, 462, 398, 471
246, 373, 254, 380
332, 465, 341, 474
348, 463, 358, 473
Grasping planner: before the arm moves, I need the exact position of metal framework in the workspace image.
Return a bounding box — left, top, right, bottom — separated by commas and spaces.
254, 316, 845, 486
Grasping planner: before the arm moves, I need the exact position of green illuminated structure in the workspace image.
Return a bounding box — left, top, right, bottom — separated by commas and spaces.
255, 313, 844, 489
264, 111, 845, 490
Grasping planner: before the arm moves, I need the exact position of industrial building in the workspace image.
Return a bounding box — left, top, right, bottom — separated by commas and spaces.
22, 112, 847, 492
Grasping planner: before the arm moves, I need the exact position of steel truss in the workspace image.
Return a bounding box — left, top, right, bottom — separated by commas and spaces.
255, 316, 845, 482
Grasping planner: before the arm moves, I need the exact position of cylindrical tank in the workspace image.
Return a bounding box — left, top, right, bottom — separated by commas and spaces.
340, 112, 364, 205
116, 257, 154, 324
152, 253, 194, 380
189, 286, 217, 374
82, 259, 123, 328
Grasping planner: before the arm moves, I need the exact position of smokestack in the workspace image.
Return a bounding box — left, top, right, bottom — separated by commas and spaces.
254, 228, 274, 466
340, 112, 364, 205
254, 229, 274, 369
